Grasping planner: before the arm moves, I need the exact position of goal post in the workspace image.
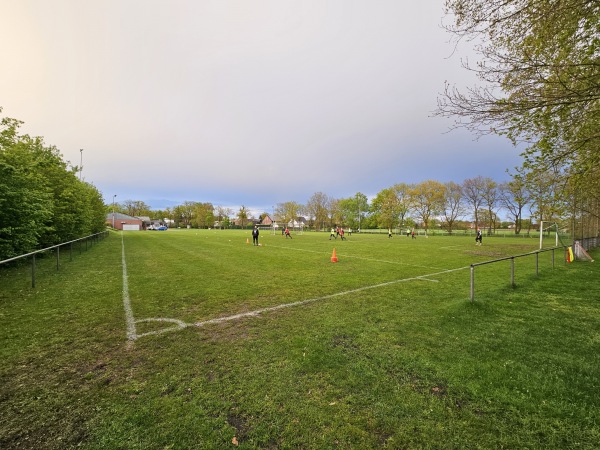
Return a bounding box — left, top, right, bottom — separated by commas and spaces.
539, 221, 561, 249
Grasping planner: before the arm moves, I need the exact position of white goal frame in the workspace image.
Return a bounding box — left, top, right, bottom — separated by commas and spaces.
539, 221, 560, 249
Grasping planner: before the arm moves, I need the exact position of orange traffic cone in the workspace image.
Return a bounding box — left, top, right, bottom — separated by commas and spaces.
330, 248, 338, 263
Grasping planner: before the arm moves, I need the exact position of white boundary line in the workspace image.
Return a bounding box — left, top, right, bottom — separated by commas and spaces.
122, 234, 188, 342
121, 234, 470, 342
191, 270, 455, 329
121, 233, 137, 342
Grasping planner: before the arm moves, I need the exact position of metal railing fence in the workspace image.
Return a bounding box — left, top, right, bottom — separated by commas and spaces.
469, 245, 569, 302
0, 230, 109, 288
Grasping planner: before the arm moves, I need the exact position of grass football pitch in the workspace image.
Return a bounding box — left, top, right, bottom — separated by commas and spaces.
1, 229, 599, 449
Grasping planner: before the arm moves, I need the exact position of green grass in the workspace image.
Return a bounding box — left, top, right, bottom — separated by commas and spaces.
1, 229, 599, 449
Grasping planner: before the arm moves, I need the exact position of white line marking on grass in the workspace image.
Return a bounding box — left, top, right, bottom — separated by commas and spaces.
193, 266, 468, 329
121, 233, 137, 342
134, 318, 189, 338
122, 248, 469, 341
121, 234, 189, 343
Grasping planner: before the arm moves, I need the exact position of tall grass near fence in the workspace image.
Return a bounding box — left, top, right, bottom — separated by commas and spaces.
1, 229, 599, 449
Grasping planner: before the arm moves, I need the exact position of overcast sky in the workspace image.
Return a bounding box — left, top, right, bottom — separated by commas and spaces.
1, 1, 522, 216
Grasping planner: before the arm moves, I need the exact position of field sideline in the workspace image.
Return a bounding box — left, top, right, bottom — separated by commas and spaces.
1, 229, 599, 449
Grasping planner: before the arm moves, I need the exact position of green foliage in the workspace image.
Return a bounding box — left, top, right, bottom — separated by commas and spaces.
0, 109, 106, 259
440, 0, 600, 236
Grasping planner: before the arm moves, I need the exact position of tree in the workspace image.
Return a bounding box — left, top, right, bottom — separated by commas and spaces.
305, 192, 330, 230
370, 187, 401, 231
499, 176, 530, 234
438, 1, 600, 235
237, 205, 250, 229
438, 0, 600, 172
462, 176, 487, 229
392, 183, 412, 230
328, 199, 343, 228
480, 178, 499, 234
122, 200, 152, 217
441, 181, 465, 233
408, 180, 446, 233
276, 201, 302, 228
192, 202, 215, 228
215, 206, 233, 229
526, 168, 567, 226
336, 197, 356, 229
354, 192, 369, 231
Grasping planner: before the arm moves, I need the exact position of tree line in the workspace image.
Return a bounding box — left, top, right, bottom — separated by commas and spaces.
113, 172, 570, 235
0, 109, 106, 260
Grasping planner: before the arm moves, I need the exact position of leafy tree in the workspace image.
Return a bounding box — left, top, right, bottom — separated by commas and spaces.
122, 200, 152, 217
462, 176, 487, 229
334, 192, 369, 231
305, 192, 331, 230
392, 183, 413, 230
370, 187, 401, 231
237, 205, 250, 229
408, 180, 446, 234
276, 201, 302, 228
174, 202, 197, 227
439, 1, 600, 235
526, 168, 567, 225
439, 0, 600, 171
480, 178, 499, 234
354, 192, 369, 231
328, 199, 343, 228
192, 202, 215, 228
214, 206, 233, 229
499, 176, 530, 234
440, 181, 465, 233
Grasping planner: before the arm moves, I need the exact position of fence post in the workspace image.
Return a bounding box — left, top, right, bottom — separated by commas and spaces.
470, 265, 475, 302
552, 248, 555, 268
511, 257, 515, 287
32, 254, 36, 288
535, 252, 539, 276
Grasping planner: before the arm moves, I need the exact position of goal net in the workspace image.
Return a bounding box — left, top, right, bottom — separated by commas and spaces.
539, 221, 566, 249
574, 240, 595, 262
